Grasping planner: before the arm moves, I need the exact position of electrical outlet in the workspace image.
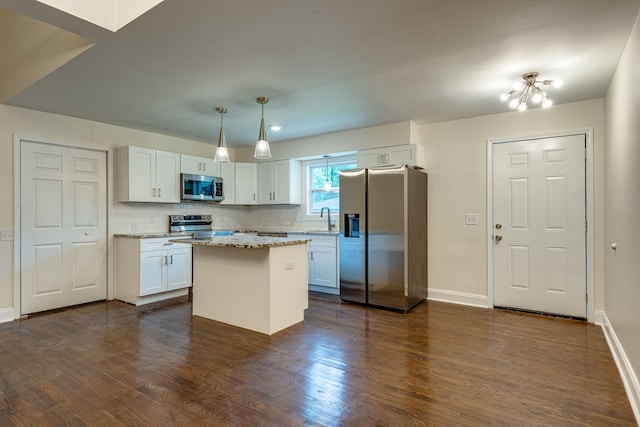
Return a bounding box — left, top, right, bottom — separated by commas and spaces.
0, 229, 14, 241
465, 213, 479, 225
131, 224, 138, 232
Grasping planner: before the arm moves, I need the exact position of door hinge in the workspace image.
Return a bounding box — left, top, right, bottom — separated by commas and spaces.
584, 148, 587, 159
585, 220, 588, 231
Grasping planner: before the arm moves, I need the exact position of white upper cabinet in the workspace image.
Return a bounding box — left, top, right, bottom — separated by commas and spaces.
357, 144, 425, 168
257, 159, 301, 205
180, 154, 220, 177
219, 162, 236, 205
235, 162, 258, 205
116, 146, 180, 203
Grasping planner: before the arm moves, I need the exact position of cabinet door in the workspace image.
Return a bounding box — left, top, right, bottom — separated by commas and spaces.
235, 163, 257, 205
387, 145, 417, 166
258, 162, 276, 204
309, 245, 338, 288
180, 154, 202, 174
156, 150, 180, 202
166, 247, 192, 290
272, 161, 291, 204
219, 162, 236, 204
357, 148, 385, 168
140, 250, 167, 296
128, 146, 156, 201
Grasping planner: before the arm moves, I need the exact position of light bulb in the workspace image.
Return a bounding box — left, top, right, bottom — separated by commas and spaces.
542, 98, 553, 108
552, 79, 563, 88
509, 99, 519, 109
214, 147, 229, 163
517, 103, 527, 112
324, 180, 331, 190
500, 92, 510, 101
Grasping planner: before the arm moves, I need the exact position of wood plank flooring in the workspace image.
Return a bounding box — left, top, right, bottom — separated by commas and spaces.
0, 292, 635, 426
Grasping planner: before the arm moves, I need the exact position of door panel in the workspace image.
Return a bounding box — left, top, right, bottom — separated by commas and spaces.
21, 141, 107, 314
493, 135, 586, 318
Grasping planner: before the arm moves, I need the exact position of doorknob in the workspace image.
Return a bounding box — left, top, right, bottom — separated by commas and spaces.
495, 235, 502, 242
495, 224, 502, 230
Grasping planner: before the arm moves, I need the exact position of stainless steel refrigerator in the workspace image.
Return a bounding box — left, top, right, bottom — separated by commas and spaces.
339, 165, 427, 311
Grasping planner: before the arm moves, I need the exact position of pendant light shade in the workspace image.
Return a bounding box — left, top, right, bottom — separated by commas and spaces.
254, 97, 272, 159
214, 107, 230, 163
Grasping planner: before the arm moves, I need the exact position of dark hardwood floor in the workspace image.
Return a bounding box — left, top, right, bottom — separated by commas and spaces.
0, 292, 635, 426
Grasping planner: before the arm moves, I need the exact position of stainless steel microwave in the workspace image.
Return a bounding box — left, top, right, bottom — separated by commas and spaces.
180, 173, 224, 202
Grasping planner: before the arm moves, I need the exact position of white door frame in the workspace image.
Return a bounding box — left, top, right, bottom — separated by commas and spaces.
13, 135, 112, 320
486, 129, 596, 322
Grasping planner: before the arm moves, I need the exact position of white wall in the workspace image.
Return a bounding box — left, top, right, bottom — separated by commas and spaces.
419, 99, 605, 309
0, 99, 607, 319
604, 7, 640, 416
0, 104, 227, 315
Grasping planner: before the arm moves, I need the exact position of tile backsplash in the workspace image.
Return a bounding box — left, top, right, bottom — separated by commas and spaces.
112, 201, 327, 234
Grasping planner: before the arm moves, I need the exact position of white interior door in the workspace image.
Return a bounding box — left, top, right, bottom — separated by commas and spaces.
20, 141, 107, 315
493, 135, 586, 318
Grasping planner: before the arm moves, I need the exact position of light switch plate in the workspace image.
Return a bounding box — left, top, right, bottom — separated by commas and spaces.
465, 213, 479, 225
285, 261, 295, 270
0, 229, 14, 241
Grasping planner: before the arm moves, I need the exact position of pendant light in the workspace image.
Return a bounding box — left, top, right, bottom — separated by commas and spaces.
323, 155, 331, 190
213, 107, 230, 163
254, 96, 272, 159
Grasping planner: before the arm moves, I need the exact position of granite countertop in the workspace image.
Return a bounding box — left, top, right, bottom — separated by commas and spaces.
171, 235, 312, 249
241, 229, 339, 236
114, 232, 192, 239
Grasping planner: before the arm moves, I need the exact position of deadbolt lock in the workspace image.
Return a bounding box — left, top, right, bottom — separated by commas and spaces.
495, 223, 502, 230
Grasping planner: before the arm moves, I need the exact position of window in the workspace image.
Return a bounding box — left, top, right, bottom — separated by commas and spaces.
305, 155, 357, 215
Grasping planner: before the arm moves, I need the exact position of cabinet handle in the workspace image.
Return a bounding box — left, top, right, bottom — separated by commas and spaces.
202, 162, 206, 171
163, 255, 168, 265
310, 251, 314, 261
153, 188, 157, 197
253, 193, 256, 201
170, 254, 173, 264
158, 188, 162, 197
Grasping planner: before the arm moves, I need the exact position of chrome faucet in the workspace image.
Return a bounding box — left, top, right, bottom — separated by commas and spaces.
320, 207, 332, 231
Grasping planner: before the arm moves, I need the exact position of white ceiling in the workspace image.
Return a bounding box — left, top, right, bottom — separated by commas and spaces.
2, 0, 640, 147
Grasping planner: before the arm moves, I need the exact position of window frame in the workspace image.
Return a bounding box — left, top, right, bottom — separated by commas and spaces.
301, 154, 357, 220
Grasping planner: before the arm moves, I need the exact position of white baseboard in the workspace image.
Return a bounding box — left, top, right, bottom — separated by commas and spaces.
591, 309, 604, 325
0, 307, 16, 323
601, 312, 640, 425
427, 288, 489, 308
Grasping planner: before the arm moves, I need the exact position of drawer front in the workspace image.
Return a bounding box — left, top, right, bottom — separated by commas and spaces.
308, 235, 336, 248
140, 237, 191, 251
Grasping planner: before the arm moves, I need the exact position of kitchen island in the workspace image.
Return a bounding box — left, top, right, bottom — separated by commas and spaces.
173, 235, 311, 335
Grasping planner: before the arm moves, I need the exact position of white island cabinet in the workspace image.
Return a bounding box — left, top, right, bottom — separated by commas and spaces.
177, 235, 310, 335
116, 146, 180, 203
115, 235, 192, 305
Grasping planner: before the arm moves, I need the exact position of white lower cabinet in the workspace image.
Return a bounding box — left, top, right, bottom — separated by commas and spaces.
292, 234, 339, 294
116, 237, 192, 305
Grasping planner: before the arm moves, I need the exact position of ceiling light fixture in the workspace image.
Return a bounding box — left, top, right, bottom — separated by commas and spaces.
500, 72, 563, 111
254, 97, 272, 159
213, 107, 230, 163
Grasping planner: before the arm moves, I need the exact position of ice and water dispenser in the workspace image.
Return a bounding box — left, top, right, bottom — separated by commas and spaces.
343, 213, 360, 238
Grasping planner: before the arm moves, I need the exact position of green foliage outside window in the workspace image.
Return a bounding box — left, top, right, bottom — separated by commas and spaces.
309, 161, 356, 213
